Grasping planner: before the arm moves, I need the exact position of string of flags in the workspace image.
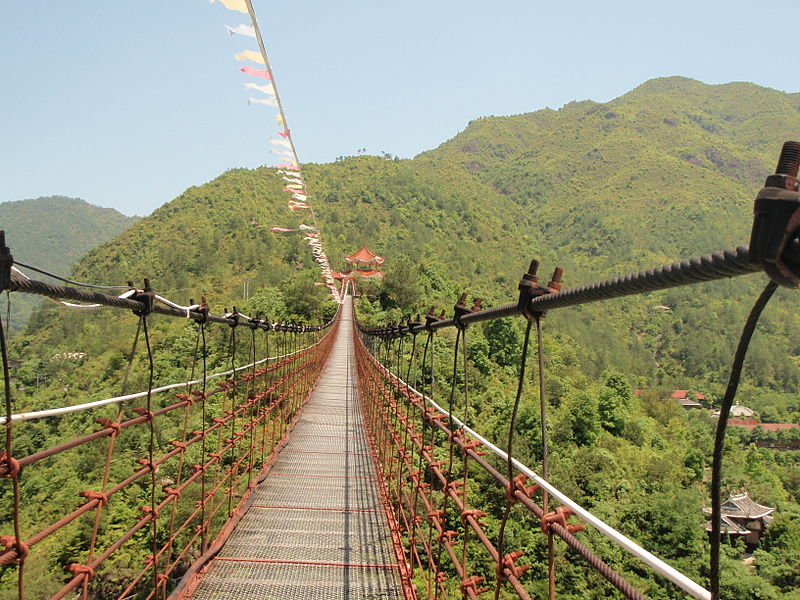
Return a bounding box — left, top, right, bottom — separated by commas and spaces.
211, 0, 341, 303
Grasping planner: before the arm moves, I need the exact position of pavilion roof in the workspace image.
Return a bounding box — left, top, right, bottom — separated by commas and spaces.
345, 246, 384, 266
704, 492, 775, 520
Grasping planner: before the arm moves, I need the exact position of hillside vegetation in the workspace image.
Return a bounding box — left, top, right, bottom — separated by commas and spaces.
0, 196, 137, 330
2, 77, 800, 599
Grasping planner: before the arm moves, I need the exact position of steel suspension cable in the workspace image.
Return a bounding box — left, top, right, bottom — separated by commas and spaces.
0, 310, 25, 600
709, 279, 778, 600
494, 319, 533, 600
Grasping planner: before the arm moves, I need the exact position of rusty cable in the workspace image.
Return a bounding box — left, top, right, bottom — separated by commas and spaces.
0, 310, 25, 599
709, 279, 778, 600
494, 319, 532, 600
141, 314, 160, 596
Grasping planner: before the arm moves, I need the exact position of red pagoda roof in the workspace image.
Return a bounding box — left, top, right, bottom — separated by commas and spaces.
345, 246, 384, 266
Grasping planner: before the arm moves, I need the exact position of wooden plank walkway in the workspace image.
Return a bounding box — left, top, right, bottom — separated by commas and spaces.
190, 298, 403, 599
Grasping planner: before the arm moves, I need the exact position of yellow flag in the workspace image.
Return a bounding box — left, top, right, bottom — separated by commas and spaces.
213, 0, 249, 13
275, 114, 286, 126
234, 50, 265, 65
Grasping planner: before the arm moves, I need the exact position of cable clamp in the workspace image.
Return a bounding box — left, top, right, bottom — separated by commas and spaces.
130, 278, 154, 316
140, 505, 160, 520
461, 575, 489, 596
517, 259, 563, 320
66, 562, 94, 580
541, 505, 584, 535
80, 490, 110, 506
497, 550, 529, 581
0, 231, 13, 293
749, 141, 800, 287
506, 473, 540, 503
453, 292, 482, 330
0, 453, 20, 478
0, 535, 29, 561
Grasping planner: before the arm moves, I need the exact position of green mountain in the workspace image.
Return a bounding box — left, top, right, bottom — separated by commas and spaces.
0, 196, 138, 330
4, 78, 800, 599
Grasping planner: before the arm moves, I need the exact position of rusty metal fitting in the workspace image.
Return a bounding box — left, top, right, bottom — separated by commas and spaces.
0, 232, 12, 293
427, 509, 444, 524
170, 441, 188, 452
461, 509, 487, 525
130, 279, 154, 317
541, 505, 584, 535
80, 490, 110, 506
440, 530, 459, 544
96, 418, 122, 436
497, 550, 529, 581
66, 562, 94, 580
517, 260, 564, 320
445, 481, 464, 496
136, 458, 156, 472
0, 536, 29, 561
461, 438, 483, 454
453, 292, 481, 330
192, 298, 209, 324
132, 407, 155, 421
164, 487, 181, 500
506, 473, 539, 503
0, 453, 20, 478
461, 575, 489, 596
749, 141, 800, 287
436, 571, 448, 583
141, 505, 160, 520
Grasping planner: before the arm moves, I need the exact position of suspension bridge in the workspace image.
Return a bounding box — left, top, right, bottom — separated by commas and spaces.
1, 141, 800, 599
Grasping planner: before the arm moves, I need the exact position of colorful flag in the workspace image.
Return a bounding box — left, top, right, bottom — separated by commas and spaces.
235, 50, 266, 65
275, 114, 285, 126
212, 0, 248, 13
271, 139, 292, 149
240, 65, 271, 79
288, 201, 310, 210
276, 163, 299, 170
278, 129, 291, 138
298, 224, 317, 231
225, 24, 256, 37
248, 96, 277, 107
245, 82, 275, 95
291, 193, 308, 201
270, 226, 295, 232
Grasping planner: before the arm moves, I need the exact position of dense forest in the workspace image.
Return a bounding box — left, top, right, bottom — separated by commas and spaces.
1, 77, 799, 598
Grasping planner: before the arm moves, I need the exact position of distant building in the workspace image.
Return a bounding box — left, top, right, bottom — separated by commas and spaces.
712, 404, 756, 418
332, 246, 385, 295
704, 492, 775, 549
670, 390, 704, 409
727, 419, 799, 433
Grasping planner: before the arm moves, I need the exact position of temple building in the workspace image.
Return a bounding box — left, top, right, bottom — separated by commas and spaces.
332, 246, 384, 293
704, 492, 775, 549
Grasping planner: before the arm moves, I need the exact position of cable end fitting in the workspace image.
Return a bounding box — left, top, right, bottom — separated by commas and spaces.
749, 141, 800, 287
0, 231, 13, 293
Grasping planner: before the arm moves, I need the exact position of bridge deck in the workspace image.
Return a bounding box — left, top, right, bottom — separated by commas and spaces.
190, 298, 403, 599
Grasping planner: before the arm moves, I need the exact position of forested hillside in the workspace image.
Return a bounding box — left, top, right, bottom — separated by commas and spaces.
2, 77, 799, 598
0, 196, 137, 330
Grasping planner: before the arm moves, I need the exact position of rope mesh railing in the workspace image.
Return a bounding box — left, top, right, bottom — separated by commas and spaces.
0, 250, 340, 599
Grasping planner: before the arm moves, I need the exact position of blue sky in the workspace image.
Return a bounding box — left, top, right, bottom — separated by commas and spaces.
1, 0, 797, 216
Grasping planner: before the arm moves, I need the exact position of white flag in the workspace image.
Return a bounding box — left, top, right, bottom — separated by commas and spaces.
248, 96, 277, 107
245, 82, 275, 95
271, 139, 292, 149
225, 24, 256, 37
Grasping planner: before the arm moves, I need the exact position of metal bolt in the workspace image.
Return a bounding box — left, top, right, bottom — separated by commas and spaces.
775, 141, 800, 177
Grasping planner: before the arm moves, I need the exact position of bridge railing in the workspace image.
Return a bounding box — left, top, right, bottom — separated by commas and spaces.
353, 137, 800, 600
0, 251, 340, 600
